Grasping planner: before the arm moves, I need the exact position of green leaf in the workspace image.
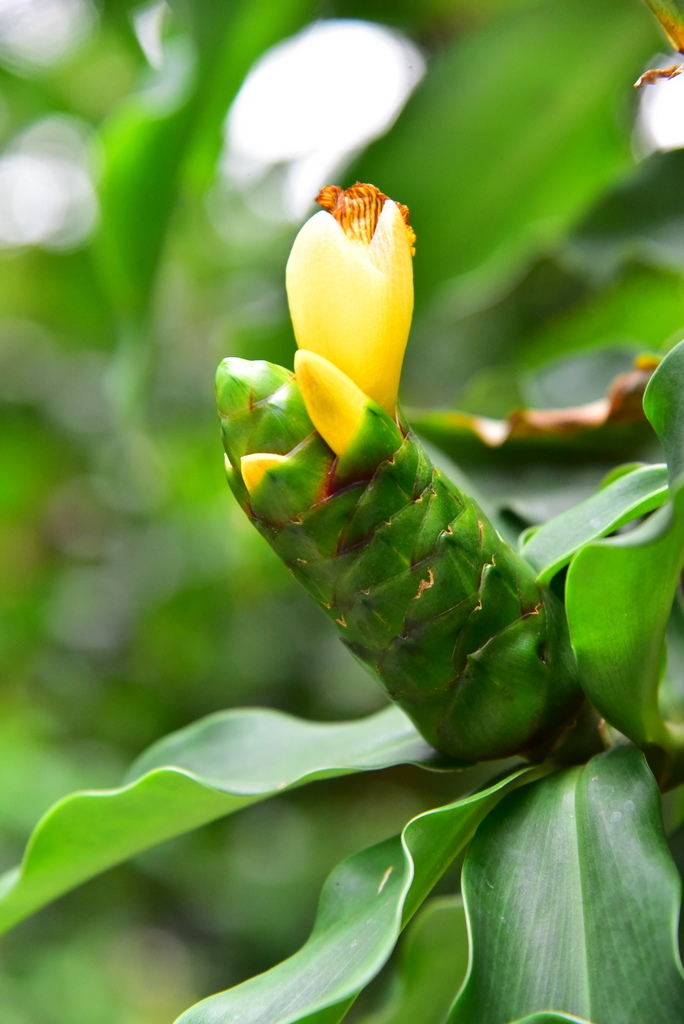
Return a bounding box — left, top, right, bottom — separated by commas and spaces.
97, 0, 313, 320
335, 0, 540, 33
409, 350, 658, 476
645, 343, 684, 486
173, 769, 533, 1024
96, 40, 197, 321
449, 747, 684, 1024
568, 151, 684, 278
518, 266, 684, 369
0, 705, 442, 936
565, 341, 684, 766
645, 1, 684, 51
411, 397, 655, 470
662, 589, 684, 722
357, 0, 658, 307
509, 1016, 594, 1024
520, 463, 669, 582
358, 897, 469, 1024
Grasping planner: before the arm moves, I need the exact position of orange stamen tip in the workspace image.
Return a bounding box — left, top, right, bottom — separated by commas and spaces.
315, 182, 415, 255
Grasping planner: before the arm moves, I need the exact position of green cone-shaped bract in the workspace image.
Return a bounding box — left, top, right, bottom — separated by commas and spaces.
217, 357, 582, 762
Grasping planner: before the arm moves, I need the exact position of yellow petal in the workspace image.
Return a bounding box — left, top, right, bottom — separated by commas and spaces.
286, 192, 414, 416
294, 350, 369, 457
240, 452, 288, 494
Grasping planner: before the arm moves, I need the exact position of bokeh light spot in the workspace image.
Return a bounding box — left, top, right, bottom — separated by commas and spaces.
0, 116, 98, 250
636, 58, 684, 154
223, 19, 425, 217
133, 0, 167, 71
0, 0, 95, 73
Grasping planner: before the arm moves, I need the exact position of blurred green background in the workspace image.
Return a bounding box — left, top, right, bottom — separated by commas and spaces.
0, 0, 681, 1020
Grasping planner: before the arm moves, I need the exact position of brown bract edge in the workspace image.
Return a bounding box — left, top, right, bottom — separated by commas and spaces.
316, 182, 416, 254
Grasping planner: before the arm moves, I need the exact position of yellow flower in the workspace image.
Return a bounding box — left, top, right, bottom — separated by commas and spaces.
294, 350, 404, 479
286, 183, 415, 417
294, 349, 374, 457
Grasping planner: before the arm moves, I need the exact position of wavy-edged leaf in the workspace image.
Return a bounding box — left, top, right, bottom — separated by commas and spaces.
410, 360, 657, 470
0, 705, 442, 936
520, 463, 668, 582
566, 340, 684, 764
449, 747, 684, 1024
358, 897, 468, 1024
174, 769, 533, 1024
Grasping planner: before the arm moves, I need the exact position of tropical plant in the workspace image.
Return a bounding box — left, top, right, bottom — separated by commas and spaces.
4, 1, 684, 1023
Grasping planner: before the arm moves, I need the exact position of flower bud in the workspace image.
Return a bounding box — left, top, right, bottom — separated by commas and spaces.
239, 439, 332, 525
216, 357, 311, 470
217, 356, 583, 762
286, 183, 415, 416
217, 184, 583, 764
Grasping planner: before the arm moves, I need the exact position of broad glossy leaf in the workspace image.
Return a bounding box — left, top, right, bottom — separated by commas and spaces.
358, 897, 468, 1024
174, 769, 532, 1024
449, 747, 684, 1024
566, 340, 684, 760
520, 463, 668, 582
0, 705, 441, 936
357, 0, 658, 307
